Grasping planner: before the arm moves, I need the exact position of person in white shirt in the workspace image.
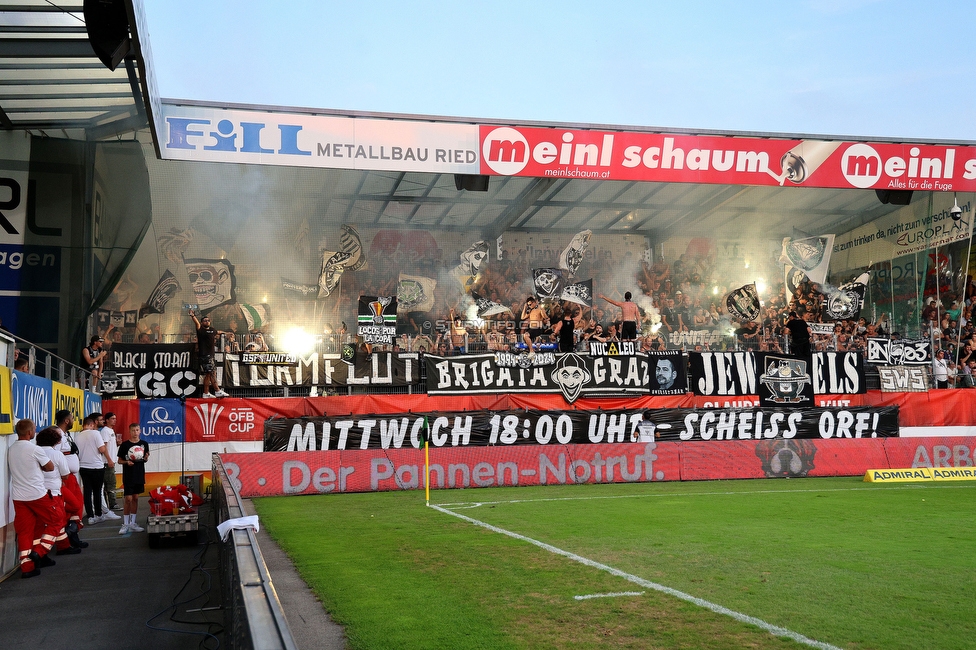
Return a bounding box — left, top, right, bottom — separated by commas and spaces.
76, 414, 116, 524
8, 418, 61, 578
34, 426, 81, 555
53, 409, 88, 539
932, 349, 950, 389
99, 412, 120, 511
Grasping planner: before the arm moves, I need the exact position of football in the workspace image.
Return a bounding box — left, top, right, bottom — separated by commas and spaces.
128, 446, 145, 462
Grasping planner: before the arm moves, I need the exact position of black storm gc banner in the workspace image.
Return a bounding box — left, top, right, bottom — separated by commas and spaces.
425, 352, 650, 403
102, 343, 198, 399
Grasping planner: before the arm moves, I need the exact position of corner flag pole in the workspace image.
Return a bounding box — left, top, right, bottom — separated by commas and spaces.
424, 415, 430, 506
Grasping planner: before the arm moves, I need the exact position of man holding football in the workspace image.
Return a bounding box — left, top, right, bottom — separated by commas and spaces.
117, 423, 150, 534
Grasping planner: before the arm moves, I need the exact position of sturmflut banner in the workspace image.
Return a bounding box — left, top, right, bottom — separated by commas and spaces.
264, 405, 899, 452
223, 352, 423, 387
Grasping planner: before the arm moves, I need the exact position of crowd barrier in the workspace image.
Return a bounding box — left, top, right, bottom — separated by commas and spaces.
212, 454, 298, 650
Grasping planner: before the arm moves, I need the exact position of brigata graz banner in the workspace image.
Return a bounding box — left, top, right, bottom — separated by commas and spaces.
223, 352, 423, 388
102, 343, 198, 399
689, 351, 866, 401
264, 405, 899, 451
425, 352, 653, 403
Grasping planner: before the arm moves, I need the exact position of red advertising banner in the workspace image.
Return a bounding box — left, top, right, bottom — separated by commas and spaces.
221, 437, 957, 497
479, 125, 976, 192
882, 436, 976, 469
222, 442, 678, 496
183, 397, 305, 443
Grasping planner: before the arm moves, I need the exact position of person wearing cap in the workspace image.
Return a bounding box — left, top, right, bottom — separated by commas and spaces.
81, 335, 107, 389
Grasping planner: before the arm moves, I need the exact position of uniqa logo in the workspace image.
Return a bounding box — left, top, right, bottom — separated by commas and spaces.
149, 406, 174, 425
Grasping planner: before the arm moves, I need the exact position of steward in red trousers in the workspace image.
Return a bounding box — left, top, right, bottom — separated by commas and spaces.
35, 427, 83, 554
8, 418, 62, 577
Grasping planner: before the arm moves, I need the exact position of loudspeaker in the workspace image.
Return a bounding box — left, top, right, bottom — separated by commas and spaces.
875, 189, 913, 205
454, 174, 490, 192
84, 0, 131, 71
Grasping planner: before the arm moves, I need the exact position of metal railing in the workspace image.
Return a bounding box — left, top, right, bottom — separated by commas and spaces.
212, 454, 298, 650
4, 330, 96, 388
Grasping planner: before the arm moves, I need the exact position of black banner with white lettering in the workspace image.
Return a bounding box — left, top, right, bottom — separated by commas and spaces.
264, 405, 900, 451
865, 338, 931, 365
101, 343, 198, 399
224, 352, 422, 388
690, 351, 866, 400
689, 351, 758, 396
425, 352, 650, 403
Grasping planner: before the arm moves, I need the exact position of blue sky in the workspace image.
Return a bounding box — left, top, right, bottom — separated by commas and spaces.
143, 1, 976, 141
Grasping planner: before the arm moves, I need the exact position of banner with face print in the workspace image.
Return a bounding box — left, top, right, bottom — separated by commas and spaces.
184, 258, 237, 313
533, 267, 564, 300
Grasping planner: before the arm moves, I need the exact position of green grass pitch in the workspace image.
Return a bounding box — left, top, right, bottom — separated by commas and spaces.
254, 477, 976, 649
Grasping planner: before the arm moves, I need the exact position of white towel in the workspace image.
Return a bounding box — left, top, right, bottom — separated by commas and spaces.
217, 515, 260, 541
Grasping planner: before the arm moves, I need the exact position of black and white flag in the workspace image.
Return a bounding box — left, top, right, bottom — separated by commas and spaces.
318, 250, 351, 298
726, 283, 761, 321
780, 235, 834, 284
822, 272, 869, 321
784, 264, 807, 297
475, 295, 512, 318
281, 278, 320, 300
138, 270, 181, 319
533, 268, 564, 300
559, 229, 591, 276
561, 279, 593, 307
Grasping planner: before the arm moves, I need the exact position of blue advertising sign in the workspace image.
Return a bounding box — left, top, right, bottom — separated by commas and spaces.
84, 391, 102, 418
11, 370, 52, 428
138, 398, 185, 444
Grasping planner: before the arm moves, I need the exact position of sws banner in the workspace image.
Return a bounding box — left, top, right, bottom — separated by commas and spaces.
264, 405, 899, 451
223, 352, 423, 388
102, 343, 198, 399
425, 352, 651, 403
690, 352, 866, 400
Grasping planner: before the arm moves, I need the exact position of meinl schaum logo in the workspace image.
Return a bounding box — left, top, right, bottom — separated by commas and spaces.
840, 143, 882, 188
482, 127, 530, 175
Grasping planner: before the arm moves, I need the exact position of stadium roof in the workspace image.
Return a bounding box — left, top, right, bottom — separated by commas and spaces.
0, 1, 962, 241
0, 0, 150, 140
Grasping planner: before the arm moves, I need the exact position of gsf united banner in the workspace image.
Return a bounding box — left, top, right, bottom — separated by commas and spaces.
689, 351, 866, 401
223, 352, 423, 388
425, 353, 651, 403
264, 405, 899, 452
102, 343, 198, 399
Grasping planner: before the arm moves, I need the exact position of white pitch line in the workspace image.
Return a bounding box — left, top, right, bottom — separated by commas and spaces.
429, 503, 842, 650
437, 482, 973, 509
574, 591, 644, 601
